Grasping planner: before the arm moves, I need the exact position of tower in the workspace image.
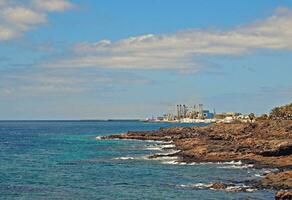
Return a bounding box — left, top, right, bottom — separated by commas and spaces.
198, 104, 203, 119
177, 105, 180, 120
183, 104, 187, 118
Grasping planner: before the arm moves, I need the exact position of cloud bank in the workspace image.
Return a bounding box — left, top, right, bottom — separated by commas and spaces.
0, 68, 153, 96
0, 0, 74, 41
2, 6, 292, 96
45, 7, 292, 72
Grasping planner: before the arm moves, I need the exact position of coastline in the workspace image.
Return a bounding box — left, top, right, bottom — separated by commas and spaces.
101, 120, 292, 198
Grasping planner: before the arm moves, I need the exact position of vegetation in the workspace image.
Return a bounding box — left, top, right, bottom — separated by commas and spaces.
270, 103, 292, 120
257, 114, 269, 120
248, 113, 256, 123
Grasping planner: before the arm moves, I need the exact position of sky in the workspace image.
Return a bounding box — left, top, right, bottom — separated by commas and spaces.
0, 0, 292, 120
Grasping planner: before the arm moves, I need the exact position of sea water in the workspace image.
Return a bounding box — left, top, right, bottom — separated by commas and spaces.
0, 121, 275, 199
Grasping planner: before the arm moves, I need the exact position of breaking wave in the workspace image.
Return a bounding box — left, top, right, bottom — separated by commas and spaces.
177, 183, 257, 192
144, 141, 176, 151
112, 156, 135, 160
96, 136, 102, 140
156, 160, 255, 168
218, 164, 254, 169
160, 144, 176, 149
144, 146, 163, 151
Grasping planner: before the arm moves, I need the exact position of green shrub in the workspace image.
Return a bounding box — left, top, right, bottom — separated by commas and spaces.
270, 103, 292, 120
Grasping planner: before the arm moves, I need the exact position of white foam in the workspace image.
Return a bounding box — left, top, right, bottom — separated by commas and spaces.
96, 136, 102, 140
112, 156, 135, 160
167, 160, 246, 166
143, 140, 159, 143
178, 183, 212, 189
180, 161, 244, 165
254, 174, 264, 177
144, 140, 176, 152
160, 144, 176, 149
178, 183, 256, 192
262, 168, 279, 174
216, 160, 243, 165
192, 183, 213, 188
143, 140, 172, 143
246, 188, 257, 192
158, 140, 173, 144
225, 185, 256, 192
158, 150, 181, 155
152, 156, 179, 161
218, 164, 254, 169
161, 160, 179, 165
145, 146, 163, 151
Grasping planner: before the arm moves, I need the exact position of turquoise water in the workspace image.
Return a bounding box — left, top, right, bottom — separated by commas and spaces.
0, 121, 275, 199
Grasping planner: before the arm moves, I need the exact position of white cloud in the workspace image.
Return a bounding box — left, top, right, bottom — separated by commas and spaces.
45, 8, 292, 73
0, 25, 17, 40
0, 0, 74, 41
0, 69, 153, 96
2, 6, 47, 29
32, 0, 74, 11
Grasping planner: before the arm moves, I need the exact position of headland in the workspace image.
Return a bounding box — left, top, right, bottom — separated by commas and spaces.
102, 103, 292, 199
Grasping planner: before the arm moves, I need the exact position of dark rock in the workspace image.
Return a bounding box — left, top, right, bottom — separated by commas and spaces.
258, 171, 292, 190
275, 190, 292, 200
101, 119, 292, 190
210, 182, 227, 190
259, 145, 292, 157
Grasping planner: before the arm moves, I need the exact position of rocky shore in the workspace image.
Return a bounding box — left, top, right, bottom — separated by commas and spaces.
102, 120, 292, 199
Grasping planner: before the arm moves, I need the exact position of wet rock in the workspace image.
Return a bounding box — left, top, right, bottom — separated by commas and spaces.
275, 190, 292, 200
258, 171, 292, 190
259, 144, 292, 157
209, 182, 227, 190
189, 182, 255, 192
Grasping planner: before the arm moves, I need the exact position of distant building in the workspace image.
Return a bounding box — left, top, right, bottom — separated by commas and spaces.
147, 103, 250, 124
203, 110, 214, 119
214, 114, 225, 119
224, 112, 241, 117
215, 112, 241, 119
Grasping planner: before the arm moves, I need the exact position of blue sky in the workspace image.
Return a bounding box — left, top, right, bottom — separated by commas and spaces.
0, 0, 292, 119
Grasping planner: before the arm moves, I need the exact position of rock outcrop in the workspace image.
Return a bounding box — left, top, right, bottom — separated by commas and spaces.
104, 120, 292, 169
275, 190, 292, 200
102, 119, 292, 196
258, 171, 292, 190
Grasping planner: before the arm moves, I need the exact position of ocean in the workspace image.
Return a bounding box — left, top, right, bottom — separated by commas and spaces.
0, 121, 275, 199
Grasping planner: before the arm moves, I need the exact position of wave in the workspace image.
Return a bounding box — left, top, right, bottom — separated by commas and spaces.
144, 146, 163, 151
254, 174, 264, 177
171, 160, 244, 166
162, 141, 174, 144
144, 141, 176, 152
106, 136, 256, 171
225, 185, 257, 192
144, 140, 173, 143
153, 160, 251, 167
96, 136, 102, 140
150, 156, 179, 161
177, 183, 256, 192
161, 160, 190, 165
113, 139, 173, 143
178, 183, 212, 189
218, 164, 254, 169
160, 144, 176, 149
214, 160, 243, 165
261, 168, 279, 174
157, 150, 180, 155
253, 168, 279, 178
112, 156, 135, 160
